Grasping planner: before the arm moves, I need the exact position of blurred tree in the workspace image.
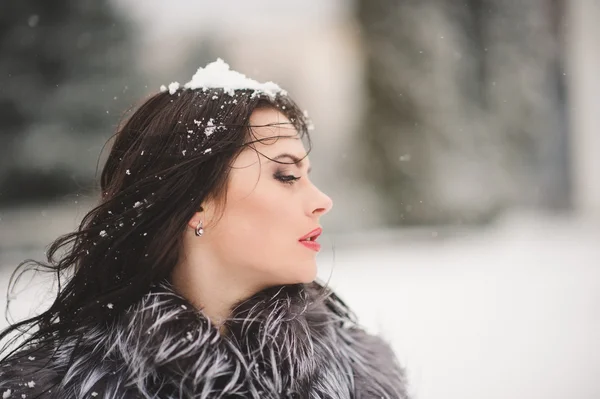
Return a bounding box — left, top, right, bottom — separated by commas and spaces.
0, 0, 141, 206
355, 0, 569, 225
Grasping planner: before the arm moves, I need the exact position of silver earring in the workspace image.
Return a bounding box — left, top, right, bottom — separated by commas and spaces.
195, 220, 204, 237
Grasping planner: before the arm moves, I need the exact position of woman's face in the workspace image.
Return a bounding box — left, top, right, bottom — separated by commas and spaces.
196, 107, 333, 287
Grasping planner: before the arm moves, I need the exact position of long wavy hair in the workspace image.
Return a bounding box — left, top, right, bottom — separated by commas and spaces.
0, 86, 316, 361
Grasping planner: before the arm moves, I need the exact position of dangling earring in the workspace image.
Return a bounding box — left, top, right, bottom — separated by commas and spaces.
195, 220, 204, 237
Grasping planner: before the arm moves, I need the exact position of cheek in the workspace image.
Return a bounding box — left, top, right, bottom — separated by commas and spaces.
210, 184, 313, 281
224, 189, 291, 254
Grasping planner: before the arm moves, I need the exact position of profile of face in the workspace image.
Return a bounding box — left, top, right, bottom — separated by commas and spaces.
185, 107, 333, 291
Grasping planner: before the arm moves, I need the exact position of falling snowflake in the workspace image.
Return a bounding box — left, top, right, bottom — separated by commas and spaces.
107, 303, 114, 309
126, 169, 131, 175
28, 15, 39, 28
99, 230, 107, 237
27, 381, 35, 388
2, 389, 11, 399
203, 148, 212, 155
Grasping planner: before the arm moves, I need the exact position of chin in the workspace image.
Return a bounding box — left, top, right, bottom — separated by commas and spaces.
279, 261, 317, 285
296, 263, 318, 284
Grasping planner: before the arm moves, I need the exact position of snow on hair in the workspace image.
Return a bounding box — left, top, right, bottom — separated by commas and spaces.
160, 58, 288, 98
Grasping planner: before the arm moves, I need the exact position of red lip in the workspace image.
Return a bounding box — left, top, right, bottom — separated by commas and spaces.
298, 227, 322, 242
299, 240, 321, 252
299, 227, 322, 252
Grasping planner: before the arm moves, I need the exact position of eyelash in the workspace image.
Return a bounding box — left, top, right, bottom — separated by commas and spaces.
274, 171, 301, 185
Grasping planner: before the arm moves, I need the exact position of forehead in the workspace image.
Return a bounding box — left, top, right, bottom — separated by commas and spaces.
245, 107, 308, 156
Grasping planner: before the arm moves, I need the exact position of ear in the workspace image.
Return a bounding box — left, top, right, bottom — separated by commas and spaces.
187, 207, 204, 231
186, 198, 218, 231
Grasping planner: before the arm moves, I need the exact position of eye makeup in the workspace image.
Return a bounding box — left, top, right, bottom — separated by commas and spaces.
273, 170, 301, 185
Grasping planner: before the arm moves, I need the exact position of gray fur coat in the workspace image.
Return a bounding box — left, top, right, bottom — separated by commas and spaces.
0, 282, 409, 398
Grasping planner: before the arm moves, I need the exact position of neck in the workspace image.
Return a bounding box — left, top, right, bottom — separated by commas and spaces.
171, 250, 264, 329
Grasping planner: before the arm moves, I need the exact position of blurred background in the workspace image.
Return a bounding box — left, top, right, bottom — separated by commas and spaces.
1, 0, 599, 398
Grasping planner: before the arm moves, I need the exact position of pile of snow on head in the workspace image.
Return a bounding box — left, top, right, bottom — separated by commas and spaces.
160, 58, 287, 98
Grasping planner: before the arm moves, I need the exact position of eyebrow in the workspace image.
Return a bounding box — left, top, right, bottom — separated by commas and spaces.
271, 153, 312, 174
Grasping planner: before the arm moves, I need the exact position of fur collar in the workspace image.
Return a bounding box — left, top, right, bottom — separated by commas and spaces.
0, 282, 408, 398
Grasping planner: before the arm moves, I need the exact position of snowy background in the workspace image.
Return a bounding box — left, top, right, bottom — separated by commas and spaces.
1, 1, 600, 398
1, 210, 599, 399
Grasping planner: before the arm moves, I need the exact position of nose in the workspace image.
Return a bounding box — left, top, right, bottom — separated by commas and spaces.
311, 186, 333, 217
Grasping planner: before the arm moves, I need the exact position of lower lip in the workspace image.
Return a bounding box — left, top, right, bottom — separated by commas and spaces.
299, 240, 321, 252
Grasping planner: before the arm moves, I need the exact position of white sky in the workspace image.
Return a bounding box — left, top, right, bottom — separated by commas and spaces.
113, 0, 349, 40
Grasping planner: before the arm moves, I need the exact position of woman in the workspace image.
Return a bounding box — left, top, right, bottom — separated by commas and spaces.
0, 59, 408, 398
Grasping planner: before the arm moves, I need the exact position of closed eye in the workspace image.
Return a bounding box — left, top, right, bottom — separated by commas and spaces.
274, 172, 301, 185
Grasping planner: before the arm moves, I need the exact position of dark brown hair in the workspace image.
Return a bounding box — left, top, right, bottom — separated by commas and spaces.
0, 87, 312, 359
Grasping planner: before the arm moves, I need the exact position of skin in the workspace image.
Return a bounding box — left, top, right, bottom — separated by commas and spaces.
171, 107, 333, 328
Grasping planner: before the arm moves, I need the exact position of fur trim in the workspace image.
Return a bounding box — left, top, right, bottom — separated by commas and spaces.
0, 283, 408, 398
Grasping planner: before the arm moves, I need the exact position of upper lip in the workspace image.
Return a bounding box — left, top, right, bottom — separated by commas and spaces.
299, 227, 322, 241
